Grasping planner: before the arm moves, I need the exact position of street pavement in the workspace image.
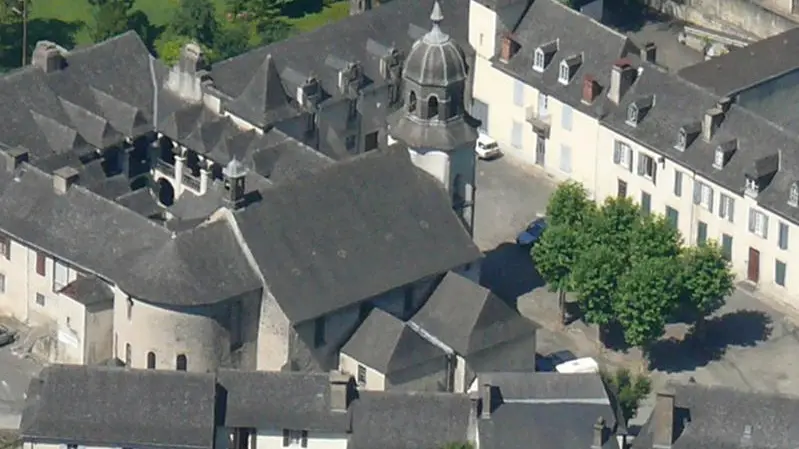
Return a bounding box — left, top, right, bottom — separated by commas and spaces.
0, 342, 40, 430
473, 153, 799, 430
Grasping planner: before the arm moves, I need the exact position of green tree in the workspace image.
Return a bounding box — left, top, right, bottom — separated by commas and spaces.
630, 213, 682, 262
172, 0, 219, 47
680, 242, 734, 339
533, 224, 583, 324
585, 196, 640, 251
213, 20, 255, 60
545, 181, 594, 228
616, 257, 681, 353
154, 32, 196, 66
89, 0, 134, 42
571, 244, 624, 328
600, 368, 652, 424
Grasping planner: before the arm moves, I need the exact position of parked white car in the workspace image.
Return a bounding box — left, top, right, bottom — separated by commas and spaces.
555, 357, 600, 374
475, 133, 502, 159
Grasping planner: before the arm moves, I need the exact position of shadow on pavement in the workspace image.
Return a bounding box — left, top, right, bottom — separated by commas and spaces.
648, 309, 773, 373
480, 242, 544, 306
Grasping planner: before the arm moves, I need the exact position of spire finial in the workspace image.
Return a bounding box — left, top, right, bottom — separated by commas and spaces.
430, 1, 444, 24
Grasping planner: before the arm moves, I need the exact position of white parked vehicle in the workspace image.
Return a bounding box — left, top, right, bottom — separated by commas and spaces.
475, 133, 502, 159
555, 357, 600, 374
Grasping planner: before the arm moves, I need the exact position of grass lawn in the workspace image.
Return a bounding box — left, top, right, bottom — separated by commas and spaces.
27, 0, 346, 46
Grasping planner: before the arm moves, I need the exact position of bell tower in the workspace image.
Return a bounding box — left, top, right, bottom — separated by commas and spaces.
387, 1, 479, 236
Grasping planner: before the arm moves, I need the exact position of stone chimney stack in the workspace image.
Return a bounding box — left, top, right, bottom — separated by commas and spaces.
582, 75, 601, 104
499, 34, 521, 63
53, 166, 80, 194
329, 371, 352, 413
653, 387, 676, 448
166, 43, 208, 102
480, 383, 493, 419
4, 148, 29, 172
32, 41, 66, 73
702, 108, 724, 141
641, 42, 657, 63
592, 416, 606, 449
608, 59, 636, 105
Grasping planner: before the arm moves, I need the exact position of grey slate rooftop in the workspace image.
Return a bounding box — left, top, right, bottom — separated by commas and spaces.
411, 272, 538, 357
57, 276, 114, 307
349, 390, 472, 449
633, 383, 799, 449
494, 0, 636, 117
341, 308, 446, 375
234, 149, 482, 323
678, 27, 799, 96
603, 58, 799, 224
216, 369, 350, 432
475, 372, 624, 449
20, 364, 217, 449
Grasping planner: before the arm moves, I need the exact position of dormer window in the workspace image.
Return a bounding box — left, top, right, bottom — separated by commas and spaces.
534, 49, 545, 72
790, 183, 799, 207
745, 176, 759, 197
626, 104, 639, 126
558, 62, 569, 84
675, 122, 700, 151
714, 139, 737, 170
713, 149, 725, 169
676, 129, 687, 151
558, 54, 582, 85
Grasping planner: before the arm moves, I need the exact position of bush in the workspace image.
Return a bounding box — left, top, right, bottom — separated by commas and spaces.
600, 367, 652, 424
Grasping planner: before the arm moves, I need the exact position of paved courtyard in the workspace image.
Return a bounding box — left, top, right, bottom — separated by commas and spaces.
473, 154, 799, 410
0, 342, 40, 430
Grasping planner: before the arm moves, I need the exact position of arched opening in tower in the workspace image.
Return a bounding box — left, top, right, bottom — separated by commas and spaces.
428, 95, 439, 119
408, 91, 417, 112
156, 178, 175, 206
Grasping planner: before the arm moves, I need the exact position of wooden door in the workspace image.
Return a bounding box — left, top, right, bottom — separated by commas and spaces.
748, 247, 760, 283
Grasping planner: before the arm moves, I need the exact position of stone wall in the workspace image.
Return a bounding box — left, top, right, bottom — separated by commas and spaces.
644, 0, 797, 39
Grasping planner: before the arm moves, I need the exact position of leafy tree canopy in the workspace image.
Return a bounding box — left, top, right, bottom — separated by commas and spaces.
571, 244, 623, 326
171, 0, 219, 47
600, 368, 651, 424
89, 0, 134, 42
630, 213, 682, 262
585, 196, 640, 253
533, 224, 583, 293
680, 242, 734, 325
546, 181, 594, 229
616, 256, 681, 348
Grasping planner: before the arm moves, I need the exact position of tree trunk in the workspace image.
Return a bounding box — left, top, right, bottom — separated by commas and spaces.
558, 289, 567, 327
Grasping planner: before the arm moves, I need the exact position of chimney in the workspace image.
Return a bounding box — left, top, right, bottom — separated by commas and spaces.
608, 59, 636, 104
4, 148, 28, 172
499, 34, 521, 63
32, 41, 65, 73
652, 387, 676, 449
582, 75, 601, 104
480, 383, 493, 419
222, 158, 248, 210
53, 166, 80, 194
717, 96, 733, 113
702, 107, 724, 141
329, 371, 352, 413
641, 42, 657, 63
592, 416, 606, 449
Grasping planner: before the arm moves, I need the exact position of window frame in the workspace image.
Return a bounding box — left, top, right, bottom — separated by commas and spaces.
776, 260, 787, 287
561, 105, 572, 131
533, 49, 545, 72
513, 79, 525, 107
35, 293, 45, 307
35, 251, 46, 276
779, 222, 790, 250
673, 171, 683, 197
558, 61, 570, 84
0, 235, 9, 260
357, 364, 367, 385
719, 194, 735, 223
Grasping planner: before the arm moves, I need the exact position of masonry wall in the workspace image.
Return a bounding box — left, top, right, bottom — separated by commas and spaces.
643, 0, 796, 39
84, 304, 113, 364
256, 429, 348, 449
339, 353, 386, 390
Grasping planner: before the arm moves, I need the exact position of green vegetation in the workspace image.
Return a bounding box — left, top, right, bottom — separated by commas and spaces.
600, 367, 652, 424
0, 0, 349, 70
532, 182, 735, 362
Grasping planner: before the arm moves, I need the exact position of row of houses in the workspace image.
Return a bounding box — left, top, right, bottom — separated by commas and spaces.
468, 0, 799, 304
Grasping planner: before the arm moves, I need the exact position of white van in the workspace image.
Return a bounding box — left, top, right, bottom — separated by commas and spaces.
475, 133, 502, 159
555, 357, 600, 374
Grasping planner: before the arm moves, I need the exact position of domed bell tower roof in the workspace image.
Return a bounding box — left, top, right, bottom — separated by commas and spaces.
387, 1, 479, 151
402, 2, 468, 87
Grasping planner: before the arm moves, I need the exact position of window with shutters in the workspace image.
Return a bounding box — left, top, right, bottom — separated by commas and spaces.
560, 145, 572, 174
674, 171, 683, 197
0, 235, 9, 260
617, 179, 627, 198
697, 221, 708, 245
561, 105, 573, 131
613, 140, 633, 171
282, 430, 308, 448
775, 260, 787, 287
537, 93, 549, 116
666, 206, 679, 229
779, 222, 789, 250
719, 194, 735, 223
511, 121, 523, 149
641, 191, 651, 214
748, 208, 768, 238
36, 252, 46, 276
637, 153, 656, 182
53, 260, 69, 292
513, 79, 525, 107
357, 365, 367, 385
722, 234, 733, 261
693, 181, 714, 212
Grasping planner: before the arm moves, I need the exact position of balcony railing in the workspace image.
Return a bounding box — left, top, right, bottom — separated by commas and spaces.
156, 159, 174, 177
183, 172, 201, 191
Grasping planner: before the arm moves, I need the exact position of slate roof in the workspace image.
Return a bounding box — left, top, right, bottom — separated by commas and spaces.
20, 365, 217, 449
57, 276, 114, 307
411, 272, 538, 356
341, 308, 446, 374
216, 369, 350, 432
0, 164, 261, 306
209, 0, 470, 113
633, 383, 799, 449
678, 27, 799, 96
494, 0, 635, 117
349, 390, 472, 449
234, 149, 481, 323
602, 58, 799, 225
476, 372, 623, 449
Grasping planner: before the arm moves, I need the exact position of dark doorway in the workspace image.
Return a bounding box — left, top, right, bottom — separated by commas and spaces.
147, 351, 156, 369
157, 178, 175, 206
176, 354, 187, 371
748, 247, 760, 283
